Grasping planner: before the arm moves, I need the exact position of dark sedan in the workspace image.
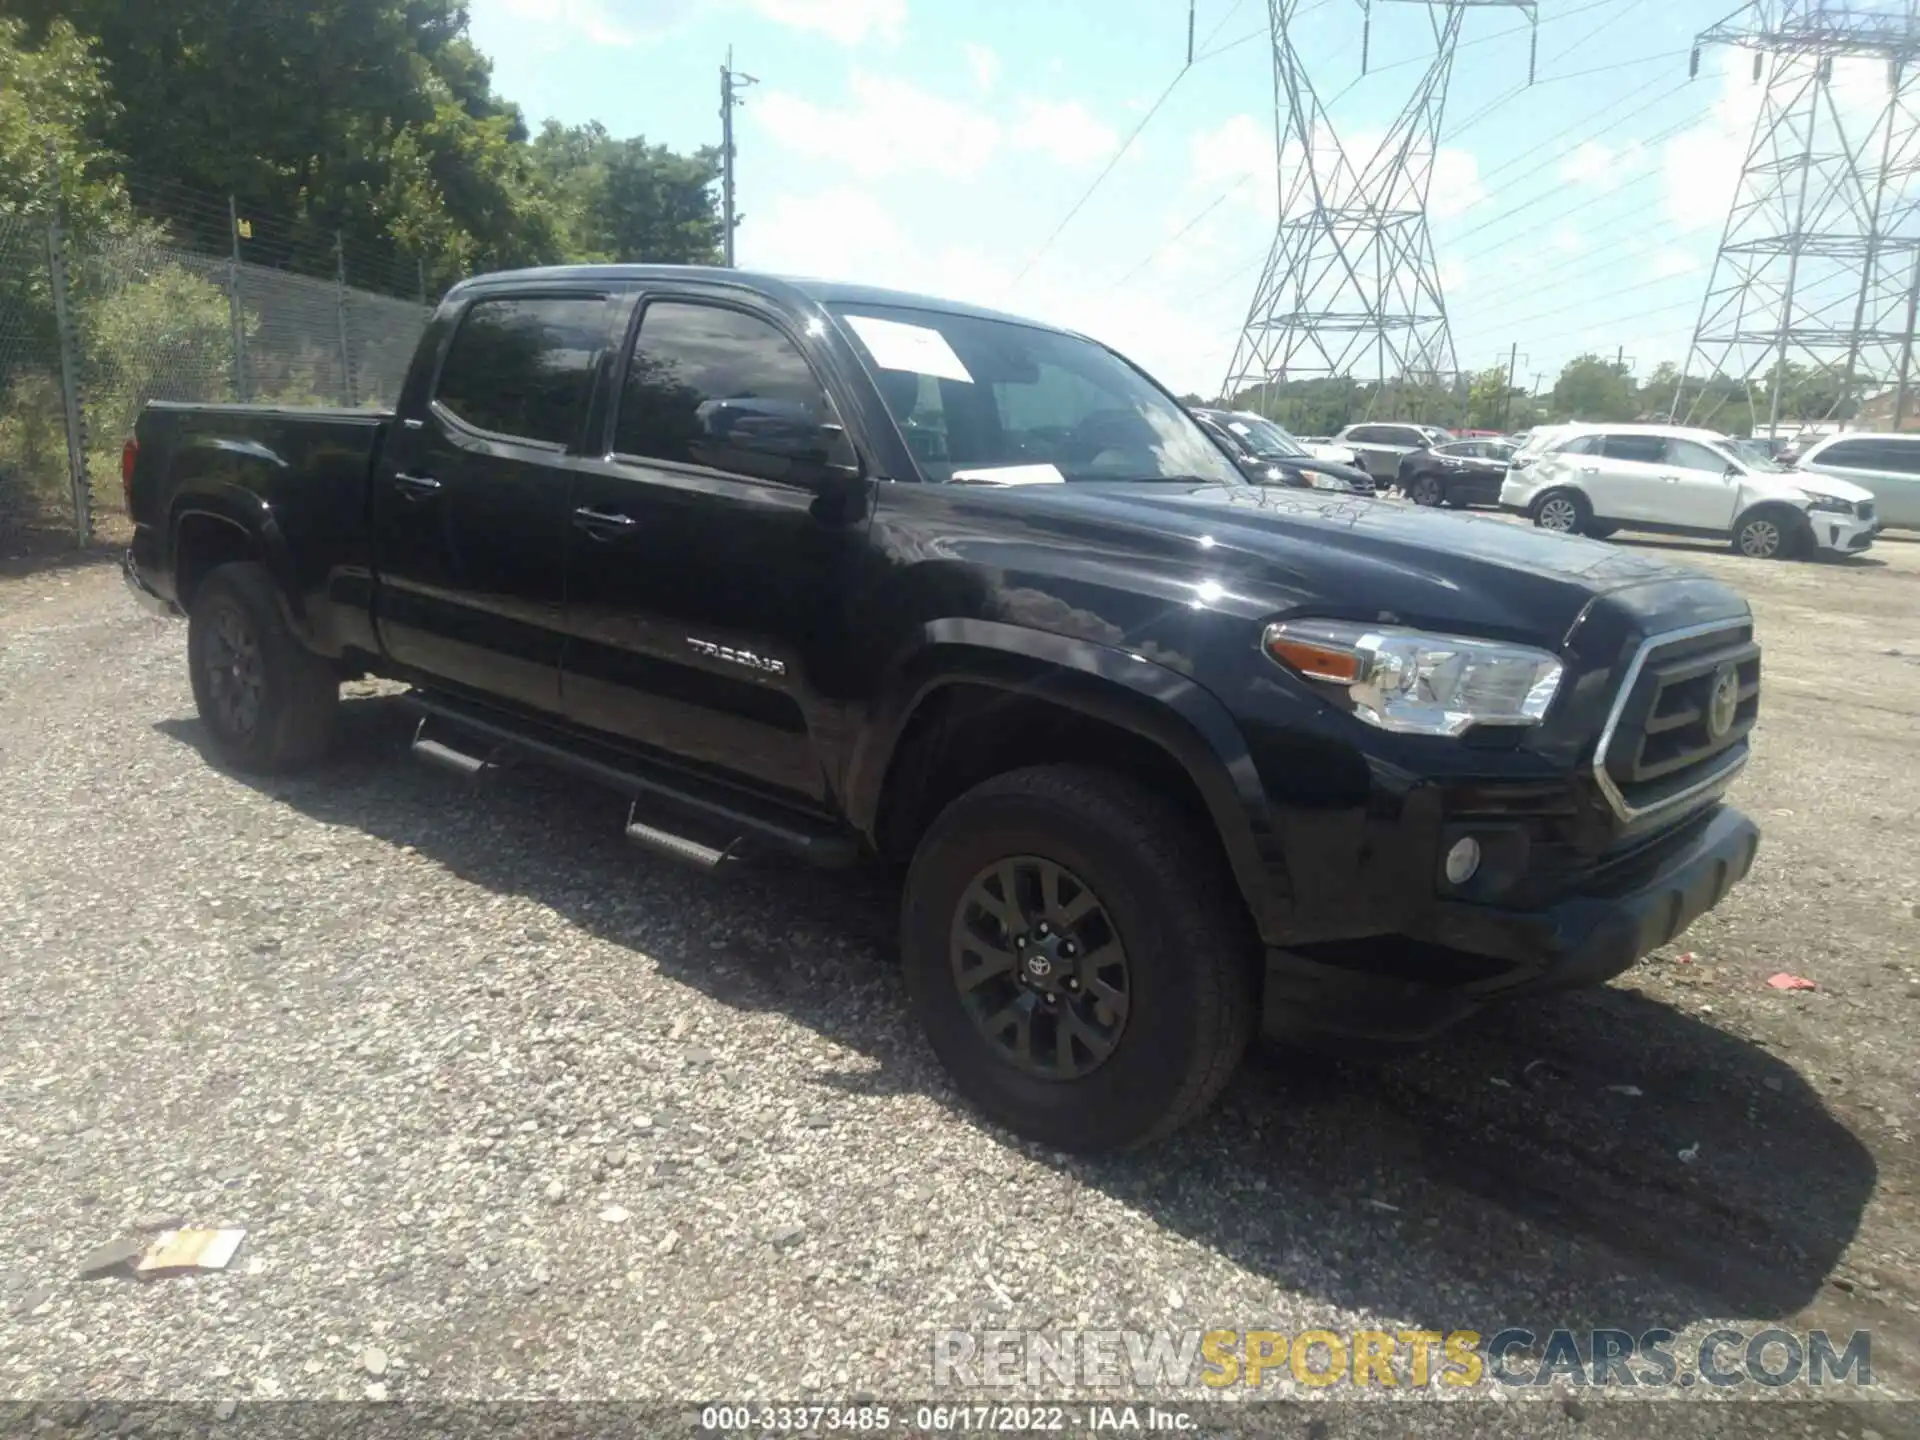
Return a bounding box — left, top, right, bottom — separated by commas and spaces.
1396, 438, 1517, 508
1191, 408, 1377, 495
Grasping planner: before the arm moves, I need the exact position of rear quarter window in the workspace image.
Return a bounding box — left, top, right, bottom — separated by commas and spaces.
434, 295, 608, 446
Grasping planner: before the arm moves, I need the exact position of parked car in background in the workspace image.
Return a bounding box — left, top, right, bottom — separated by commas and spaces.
1396, 437, 1518, 508
1192, 408, 1376, 494
1783, 431, 1920, 529
1331, 422, 1442, 483
1501, 423, 1880, 559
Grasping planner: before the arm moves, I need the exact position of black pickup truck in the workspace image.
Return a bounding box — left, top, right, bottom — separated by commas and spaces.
122, 264, 1762, 1151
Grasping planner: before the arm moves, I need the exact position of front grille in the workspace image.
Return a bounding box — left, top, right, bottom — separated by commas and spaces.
1857, 499, 1875, 521
1596, 621, 1759, 821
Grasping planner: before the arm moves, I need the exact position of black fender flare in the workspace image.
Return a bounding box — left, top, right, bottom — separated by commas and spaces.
168, 485, 313, 647
844, 619, 1288, 941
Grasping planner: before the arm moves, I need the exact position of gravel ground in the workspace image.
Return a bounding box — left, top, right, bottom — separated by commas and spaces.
1, 530, 1918, 1439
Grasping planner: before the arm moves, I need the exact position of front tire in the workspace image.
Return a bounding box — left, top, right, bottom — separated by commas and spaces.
900, 765, 1256, 1152
187, 561, 339, 773
1732, 509, 1802, 560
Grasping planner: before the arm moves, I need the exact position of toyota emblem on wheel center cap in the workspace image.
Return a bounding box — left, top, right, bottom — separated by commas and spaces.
1707, 663, 1740, 740
1025, 954, 1051, 978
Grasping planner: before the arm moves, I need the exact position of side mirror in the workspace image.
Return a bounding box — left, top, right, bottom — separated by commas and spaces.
696, 403, 864, 491
1724, 462, 1741, 481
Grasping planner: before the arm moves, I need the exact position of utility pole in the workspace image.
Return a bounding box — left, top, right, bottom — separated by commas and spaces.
1895, 246, 1920, 430
719, 49, 758, 268
1502, 341, 1519, 429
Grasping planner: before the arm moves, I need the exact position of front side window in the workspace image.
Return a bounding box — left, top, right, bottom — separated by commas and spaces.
1816, 439, 1882, 469
435, 295, 608, 446
1667, 438, 1731, 473
831, 304, 1240, 485
1347, 426, 1385, 445
615, 301, 847, 482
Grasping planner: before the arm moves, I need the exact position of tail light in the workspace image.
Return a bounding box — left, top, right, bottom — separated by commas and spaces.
121, 438, 138, 509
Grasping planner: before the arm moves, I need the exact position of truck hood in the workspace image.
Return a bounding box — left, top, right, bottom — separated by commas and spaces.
996, 482, 1720, 645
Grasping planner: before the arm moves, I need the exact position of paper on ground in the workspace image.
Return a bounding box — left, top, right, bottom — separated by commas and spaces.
950, 464, 1065, 486
842, 315, 973, 384
137, 1227, 245, 1276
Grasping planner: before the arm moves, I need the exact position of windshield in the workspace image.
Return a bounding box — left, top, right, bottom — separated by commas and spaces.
830, 303, 1242, 486
1728, 438, 1788, 472
1225, 414, 1310, 459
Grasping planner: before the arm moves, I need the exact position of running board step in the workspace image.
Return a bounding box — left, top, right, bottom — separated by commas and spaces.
401, 690, 860, 869
624, 804, 740, 871
411, 720, 500, 778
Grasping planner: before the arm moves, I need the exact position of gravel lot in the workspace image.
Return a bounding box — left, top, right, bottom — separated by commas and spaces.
2, 526, 1918, 1437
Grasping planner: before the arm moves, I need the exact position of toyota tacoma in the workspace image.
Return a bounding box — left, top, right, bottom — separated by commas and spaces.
121, 265, 1762, 1151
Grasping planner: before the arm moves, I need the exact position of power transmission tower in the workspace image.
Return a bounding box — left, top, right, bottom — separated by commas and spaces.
1221, 0, 1538, 408
1675, 0, 1920, 435
719, 49, 758, 267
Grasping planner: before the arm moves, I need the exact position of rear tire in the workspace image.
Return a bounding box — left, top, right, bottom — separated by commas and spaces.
1410, 474, 1445, 507
187, 561, 339, 773
900, 765, 1256, 1152
1532, 490, 1589, 535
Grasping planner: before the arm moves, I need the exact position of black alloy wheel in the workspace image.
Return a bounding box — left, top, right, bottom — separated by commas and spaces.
950, 855, 1131, 1081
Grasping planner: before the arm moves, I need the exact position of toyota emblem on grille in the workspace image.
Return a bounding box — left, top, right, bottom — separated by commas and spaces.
1707, 663, 1740, 740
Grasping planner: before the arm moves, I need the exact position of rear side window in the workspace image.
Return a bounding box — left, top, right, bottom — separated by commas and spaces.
615, 301, 846, 482
434, 296, 608, 446
1820, 438, 1920, 472
1347, 426, 1385, 444
1600, 434, 1667, 463
1816, 439, 1874, 467
1556, 434, 1601, 456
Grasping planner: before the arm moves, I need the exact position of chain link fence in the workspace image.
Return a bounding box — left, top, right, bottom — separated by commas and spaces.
0, 212, 431, 548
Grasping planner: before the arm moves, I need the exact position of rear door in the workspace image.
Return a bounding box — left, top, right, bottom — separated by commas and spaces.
373, 289, 614, 712
559, 291, 864, 802
1586, 433, 1673, 523
1343, 425, 1399, 479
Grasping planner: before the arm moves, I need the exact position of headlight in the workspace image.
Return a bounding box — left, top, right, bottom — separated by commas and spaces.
1305, 472, 1353, 491
1263, 619, 1564, 735
1804, 493, 1854, 514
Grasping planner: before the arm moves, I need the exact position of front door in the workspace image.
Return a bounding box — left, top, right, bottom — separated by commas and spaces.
560, 293, 866, 803
1659, 437, 1743, 531
373, 291, 613, 713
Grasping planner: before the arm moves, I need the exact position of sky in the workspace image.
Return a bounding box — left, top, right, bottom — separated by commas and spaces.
462, 0, 1857, 398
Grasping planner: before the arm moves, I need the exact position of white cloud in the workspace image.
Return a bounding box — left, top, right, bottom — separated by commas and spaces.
1191, 113, 1482, 221
1010, 99, 1118, 168
755, 74, 1000, 179
752, 0, 905, 45
1557, 140, 1646, 190
489, 0, 638, 45
1552, 225, 1584, 254
1440, 257, 1469, 295
1652, 247, 1702, 279
963, 42, 999, 91
1429, 148, 1486, 218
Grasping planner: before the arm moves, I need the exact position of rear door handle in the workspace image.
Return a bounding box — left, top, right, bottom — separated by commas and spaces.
572, 506, 638, 536
393, 472, 441, 499
1579, 466, 1600, 474
1659, 474, 1680, 482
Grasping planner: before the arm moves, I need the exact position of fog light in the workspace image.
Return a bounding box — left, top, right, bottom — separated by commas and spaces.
1445, 836, 1482, 886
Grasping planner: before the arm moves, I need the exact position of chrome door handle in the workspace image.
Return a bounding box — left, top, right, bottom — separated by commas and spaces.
1660, 474, 1680, 482
572, 506, 638, 534
1578, 466, 1600, 474
393, 471, 441, 498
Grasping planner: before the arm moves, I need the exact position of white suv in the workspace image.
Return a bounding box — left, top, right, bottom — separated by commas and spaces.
1500, 424, 1880, 559
1785, 431, 1920, 529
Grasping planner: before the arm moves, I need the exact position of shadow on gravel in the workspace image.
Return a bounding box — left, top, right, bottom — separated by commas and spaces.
156, 695, 1877, 1345
1606, 533, 1890, 569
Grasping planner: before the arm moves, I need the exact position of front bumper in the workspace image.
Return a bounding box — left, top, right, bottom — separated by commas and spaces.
1808, 512, 1880, 554
1262, 804, 1760, 1043
122, 548, 179, 618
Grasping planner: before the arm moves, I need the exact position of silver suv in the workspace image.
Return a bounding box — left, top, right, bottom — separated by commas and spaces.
1786, 432, 1920, 529
1331, 422, 1447, 484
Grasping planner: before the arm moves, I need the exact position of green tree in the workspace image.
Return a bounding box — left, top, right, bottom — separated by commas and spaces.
1467, 364, 1515, 430
531, 122, 721, 265
1551, 354, 1638, 422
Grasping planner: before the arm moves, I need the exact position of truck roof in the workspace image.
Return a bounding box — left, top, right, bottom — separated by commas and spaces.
451, 264, 1079, 338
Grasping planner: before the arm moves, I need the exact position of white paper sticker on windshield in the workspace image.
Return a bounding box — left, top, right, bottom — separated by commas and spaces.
1228, 421, 1253, 436
950, 464, 1066, 486
843, 314, 974, 384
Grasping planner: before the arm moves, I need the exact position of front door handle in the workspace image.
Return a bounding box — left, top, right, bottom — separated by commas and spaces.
572, 506, 638, 535
393, 471, 441, 499
1579, 466, 1600, 474
1659, 474, 1680, 482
